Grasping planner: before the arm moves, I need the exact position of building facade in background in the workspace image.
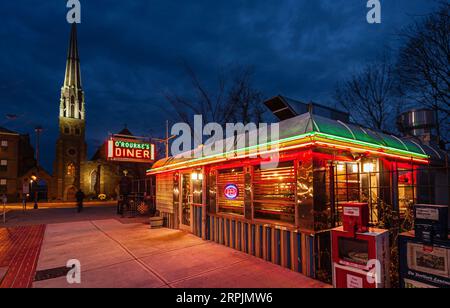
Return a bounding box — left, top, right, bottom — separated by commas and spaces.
0, 127, 40, 202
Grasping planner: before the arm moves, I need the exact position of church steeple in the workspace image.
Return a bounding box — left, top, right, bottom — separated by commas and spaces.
64, 23, 82, 89
60, 23, 85, 120
54, 23, 87, 201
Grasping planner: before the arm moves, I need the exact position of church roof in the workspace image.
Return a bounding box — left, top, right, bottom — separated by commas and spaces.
117, 127, 134, 137
63, 23, 82, 89
0, 126, 19, 135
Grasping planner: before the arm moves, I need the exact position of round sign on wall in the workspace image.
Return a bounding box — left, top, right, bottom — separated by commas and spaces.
224, 184, 239, 200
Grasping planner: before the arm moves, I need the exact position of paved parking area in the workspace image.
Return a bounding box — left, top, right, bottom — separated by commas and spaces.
32, 219, 329, 288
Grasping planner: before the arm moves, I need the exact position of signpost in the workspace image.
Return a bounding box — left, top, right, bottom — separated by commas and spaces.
22, 181, 30, 212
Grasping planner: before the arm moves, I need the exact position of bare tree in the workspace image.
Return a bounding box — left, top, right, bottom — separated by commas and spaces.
163, 63, 265, 129
334, 58, 400, 131
396, 2, 450, 145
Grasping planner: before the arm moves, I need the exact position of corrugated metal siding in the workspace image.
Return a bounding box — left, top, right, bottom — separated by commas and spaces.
156, 174, 175, 214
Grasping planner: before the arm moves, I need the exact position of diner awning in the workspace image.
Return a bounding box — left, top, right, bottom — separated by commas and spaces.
148, 112, 438, 175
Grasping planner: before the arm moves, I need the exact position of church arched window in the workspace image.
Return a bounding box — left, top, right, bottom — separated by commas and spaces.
67, 163, 76, 177
63, 98, 67, 117
70, 96, 75, 118
90, 170, 98, 193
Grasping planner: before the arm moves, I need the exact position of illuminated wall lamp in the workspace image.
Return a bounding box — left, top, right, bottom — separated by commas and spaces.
191, 172, 203, 181
363, 162, 375, 173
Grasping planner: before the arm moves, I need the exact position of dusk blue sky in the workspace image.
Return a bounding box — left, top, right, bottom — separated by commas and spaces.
0, 0, 440, 171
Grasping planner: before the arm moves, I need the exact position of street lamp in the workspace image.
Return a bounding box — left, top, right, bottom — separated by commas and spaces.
31, 175, 38, 210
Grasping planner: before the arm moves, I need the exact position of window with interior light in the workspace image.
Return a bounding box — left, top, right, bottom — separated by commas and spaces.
1, 140, 8, 148
191, 171, 203, 205
334, 162, 361, 204
326, 162, 363, 225
0, 160, 7, 172
360, 160, 379, 223
0, 179, 6, 193
67, 163, 76, 177
253, 161, 296, 224
398, 167, 416, 217
217, 167, 244, 215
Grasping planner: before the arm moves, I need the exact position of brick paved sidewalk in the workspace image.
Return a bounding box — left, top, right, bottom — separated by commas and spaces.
0, 225, 46, 288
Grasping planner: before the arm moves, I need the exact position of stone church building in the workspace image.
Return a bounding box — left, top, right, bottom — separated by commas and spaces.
52, 24, 148, 201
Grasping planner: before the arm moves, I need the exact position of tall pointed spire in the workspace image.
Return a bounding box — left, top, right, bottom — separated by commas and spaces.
55, 23, 87, 202
60, 23, 85, 120
64, 23, 82, 88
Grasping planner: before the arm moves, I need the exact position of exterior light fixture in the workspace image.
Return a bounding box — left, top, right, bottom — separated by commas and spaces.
30, 175, 39, 210
363, 162, 375, 173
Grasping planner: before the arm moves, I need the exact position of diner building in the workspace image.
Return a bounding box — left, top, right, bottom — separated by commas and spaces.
147, 97, 448, 281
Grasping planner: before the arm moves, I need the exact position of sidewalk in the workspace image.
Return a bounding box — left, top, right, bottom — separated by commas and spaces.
0, 207, 331, 288
0, 225, 46, 288
33, 219, 330, 288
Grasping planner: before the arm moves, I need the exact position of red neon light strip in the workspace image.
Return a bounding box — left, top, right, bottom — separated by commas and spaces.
148, 139, 428, 175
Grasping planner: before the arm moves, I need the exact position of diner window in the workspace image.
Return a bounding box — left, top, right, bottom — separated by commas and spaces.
191, 171, 203, 205
253, 161, 296, 224
217, 168, 244, 215
360, 160, 379, 223
335, 163, 360, 203
0, 160, 7, 172
331, 162, 361, 221
398, 167, 416, 217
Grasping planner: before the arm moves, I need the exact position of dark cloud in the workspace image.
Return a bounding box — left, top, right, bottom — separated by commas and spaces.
0, 0, 439, 171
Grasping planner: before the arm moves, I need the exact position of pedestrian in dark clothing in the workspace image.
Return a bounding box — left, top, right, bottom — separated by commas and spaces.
76, 189, 85, 213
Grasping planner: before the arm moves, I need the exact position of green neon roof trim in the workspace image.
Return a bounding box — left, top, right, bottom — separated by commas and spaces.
148, 113, 432, 173
148, 134, 428, 174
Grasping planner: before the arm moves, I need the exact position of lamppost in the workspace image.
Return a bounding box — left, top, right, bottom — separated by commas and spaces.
32, 125, 43, 210
31, 175, 38, 210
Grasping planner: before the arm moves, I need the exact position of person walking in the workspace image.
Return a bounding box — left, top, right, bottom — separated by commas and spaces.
1, 193, 7, 224
75, 189, 85, 213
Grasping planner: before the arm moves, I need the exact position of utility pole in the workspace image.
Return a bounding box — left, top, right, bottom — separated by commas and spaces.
35, 126, 43, 167
33, 126, 43, 210
154, 121, 177, 159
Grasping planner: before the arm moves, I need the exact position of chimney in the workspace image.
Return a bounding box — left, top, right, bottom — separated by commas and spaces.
397, 109, 438, 145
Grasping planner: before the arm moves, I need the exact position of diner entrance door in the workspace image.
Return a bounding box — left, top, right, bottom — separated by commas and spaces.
179, 173, 192, 232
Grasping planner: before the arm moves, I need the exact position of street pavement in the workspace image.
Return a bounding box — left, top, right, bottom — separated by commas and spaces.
0, 203, 118, 228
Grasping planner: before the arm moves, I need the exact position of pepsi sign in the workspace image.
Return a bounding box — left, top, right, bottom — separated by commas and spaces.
224, 184, 239, 200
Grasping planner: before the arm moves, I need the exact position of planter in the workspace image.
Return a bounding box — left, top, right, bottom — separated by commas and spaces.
149, 216, 164, 229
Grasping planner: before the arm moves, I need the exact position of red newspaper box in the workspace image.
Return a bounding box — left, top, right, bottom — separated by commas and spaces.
342, 203, 369, 235
331, 227, 391, 288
